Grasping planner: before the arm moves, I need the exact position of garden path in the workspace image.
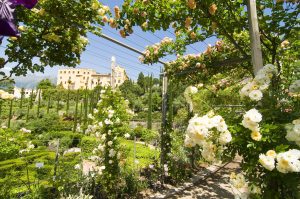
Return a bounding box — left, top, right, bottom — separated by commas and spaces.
142, 159, 242, 199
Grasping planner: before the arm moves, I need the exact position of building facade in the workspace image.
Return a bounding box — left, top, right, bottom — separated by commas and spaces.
13, 87, 37, 99
57, 57, 128, 90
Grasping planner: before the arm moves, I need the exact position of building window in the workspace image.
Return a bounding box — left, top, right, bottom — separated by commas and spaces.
87, 72, 89, 74
60, 77, 62, 79
65, 81, 66, 84
60, 71, 62, 74
84, 72, 86, 74
118, 80, 121, 83
83, 77, 85, 80
64, 71, 66, 74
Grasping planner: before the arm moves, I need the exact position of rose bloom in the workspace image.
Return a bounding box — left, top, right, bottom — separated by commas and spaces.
209, 4, 217, 15
251, 131, 262, 141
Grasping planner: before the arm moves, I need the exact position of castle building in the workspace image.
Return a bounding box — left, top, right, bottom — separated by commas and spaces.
57, 57, 128, 90
13, 87, 37, 99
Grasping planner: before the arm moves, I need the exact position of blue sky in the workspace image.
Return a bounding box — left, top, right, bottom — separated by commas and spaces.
0, 0, 216, 82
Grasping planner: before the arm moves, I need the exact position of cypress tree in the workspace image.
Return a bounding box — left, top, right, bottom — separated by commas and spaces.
19, 88, 25, 108
29, 89, 34, 109
47, 96, 51, 114
147, 75, 153, 129
0, 100, 2, 119
7, 99, 13, 128
37, 89, 41, 118
56, 94, 60, 114
66, 88, 70, 114
73, 90, 79, 133
84, 87, 88, 125
79, 101, 83, 124
26, 100, 30, 122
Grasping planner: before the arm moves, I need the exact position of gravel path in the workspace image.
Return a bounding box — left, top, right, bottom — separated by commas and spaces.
141, 161, 241, 199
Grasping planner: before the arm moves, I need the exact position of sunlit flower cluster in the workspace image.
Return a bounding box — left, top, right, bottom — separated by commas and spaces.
230, 172, 247, 189
77, 88, 131, 182
285, 118, 300, 146
0, 90, 14, 100
187, 0, 196, 9
184, 111, 232, 162
71, 36, 89, 54
20, 128, 31, 133
289, 80, 300, 94
19, 141, 35, 154
163, 164, 169, 176
184, 86, 198, 112
240, 64, 278, 101
139, 37, 173, 63
259, 149, 300, 173
230, 172, 262, 198
259, 150, 276, 171
242, 109, 262, 141
164, 40, 228, 76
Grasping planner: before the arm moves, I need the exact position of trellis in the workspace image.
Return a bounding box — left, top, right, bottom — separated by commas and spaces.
86, 0, 264, 183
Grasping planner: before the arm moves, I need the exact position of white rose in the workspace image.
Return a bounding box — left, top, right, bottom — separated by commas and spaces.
259, 154, 275, 171
249, 90, 263, 101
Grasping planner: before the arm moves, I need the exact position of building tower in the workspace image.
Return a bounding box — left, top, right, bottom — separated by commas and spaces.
111, 56, 116, 88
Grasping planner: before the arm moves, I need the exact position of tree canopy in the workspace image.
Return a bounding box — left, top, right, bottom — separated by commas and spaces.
0, 0, 109, 81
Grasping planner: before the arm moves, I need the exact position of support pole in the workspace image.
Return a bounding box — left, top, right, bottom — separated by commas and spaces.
160, 73, 168, 182
247, 0, 263, 75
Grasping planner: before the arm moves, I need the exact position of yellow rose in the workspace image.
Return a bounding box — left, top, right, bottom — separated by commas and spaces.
119, 30, 126, 38
187, 0, 196, 9
251, 131, 262, 141
209, 4, 217, 15
18, 26, 26, 32
266, 150, 277, 158
185, 17, 192, 29
190, 31, 196, 40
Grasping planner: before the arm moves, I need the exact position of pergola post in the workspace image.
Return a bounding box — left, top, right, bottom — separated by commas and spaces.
247, 0, 263, 75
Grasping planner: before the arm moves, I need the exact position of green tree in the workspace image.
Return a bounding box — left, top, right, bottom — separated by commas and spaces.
0, 0, 106, 81
0, 79, 14, 92
137, 72, 145, 91
37, 79, 55, 90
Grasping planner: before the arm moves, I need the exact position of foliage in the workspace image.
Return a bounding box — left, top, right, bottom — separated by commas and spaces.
37, 79, 55, 90
1, 0, 107, 80
25, 113, 73, 134
0, 141, 20, 161
41, 131, 83, 150
132, 125, 159, 143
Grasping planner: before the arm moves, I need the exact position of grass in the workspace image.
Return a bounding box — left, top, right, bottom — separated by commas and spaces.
120, 138, 159, 169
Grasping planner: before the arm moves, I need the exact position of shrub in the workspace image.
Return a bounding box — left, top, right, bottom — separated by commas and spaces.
133, 126, 159, 143
79, 136, 98, 155
25, 113, 73, 134
0, 142, 20, 161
